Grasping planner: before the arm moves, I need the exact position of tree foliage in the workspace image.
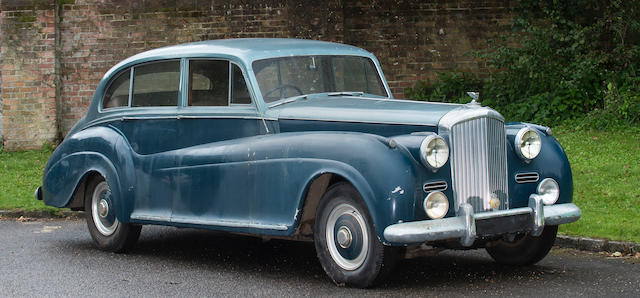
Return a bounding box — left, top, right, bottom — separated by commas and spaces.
407, 0, 640, 128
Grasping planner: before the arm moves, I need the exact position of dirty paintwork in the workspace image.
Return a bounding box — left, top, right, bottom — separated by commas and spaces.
40, 39, 574, 245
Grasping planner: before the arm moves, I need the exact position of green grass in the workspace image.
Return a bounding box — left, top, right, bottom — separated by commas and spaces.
1, 127, 638, 243
0, 147, 60, 212
555, 126, 640, 243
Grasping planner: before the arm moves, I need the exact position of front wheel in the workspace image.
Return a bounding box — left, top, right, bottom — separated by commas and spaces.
314, 182, 401, 288
85, 176, 141, 253
486, 225, 558, 266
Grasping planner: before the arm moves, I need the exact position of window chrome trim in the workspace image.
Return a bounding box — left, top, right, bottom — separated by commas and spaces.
85, 114, 277, 128
127, 67, 134, 107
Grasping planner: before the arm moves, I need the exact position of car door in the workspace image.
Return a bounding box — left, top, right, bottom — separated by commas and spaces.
104, 60, 182, 222
169, 59, 267, 229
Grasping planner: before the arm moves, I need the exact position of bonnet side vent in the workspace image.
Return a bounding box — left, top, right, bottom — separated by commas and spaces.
423, 181, 448, 193
515, 172, 540, 184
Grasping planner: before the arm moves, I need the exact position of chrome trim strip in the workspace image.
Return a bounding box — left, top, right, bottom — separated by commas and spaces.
170, 217, 288, 231
130, 214, 171, 222
515, 172, 540, 183
438, 106, 504, 131
278, 117, 436, 127
423, 181, 448, 193
177, 115, 276, 120
351, 96, 458, 105
130, 214, 288, 231
84, 115, 276, 138
122, 116, 178, 121
383, 202, 581, 245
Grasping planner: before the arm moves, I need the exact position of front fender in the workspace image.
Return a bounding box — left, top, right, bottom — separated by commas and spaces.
506, 124, 573, 207
242, 132, 424, 241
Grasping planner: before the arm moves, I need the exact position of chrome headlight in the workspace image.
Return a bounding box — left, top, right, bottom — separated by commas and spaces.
420, 135, 449, 170
515, 127, 541, 161
423, 191, 449, 219
537, 178, 559, 205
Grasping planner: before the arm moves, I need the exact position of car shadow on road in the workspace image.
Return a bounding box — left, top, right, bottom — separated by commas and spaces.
77, 225, 560, 289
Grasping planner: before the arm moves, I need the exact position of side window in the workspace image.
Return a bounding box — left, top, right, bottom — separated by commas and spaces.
188, 60, 252, 106
102, 68, 130, 109
231, 64, 251, 104
131, 60, 180, 107
189, 60, 229, 106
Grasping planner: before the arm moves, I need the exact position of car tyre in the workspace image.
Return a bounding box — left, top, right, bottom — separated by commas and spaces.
486, 225, 558, 266
314, 182, 401, 288
85, 176, 141, 253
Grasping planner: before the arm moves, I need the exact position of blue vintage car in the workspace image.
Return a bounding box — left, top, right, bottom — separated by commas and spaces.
37, 38, 581, 287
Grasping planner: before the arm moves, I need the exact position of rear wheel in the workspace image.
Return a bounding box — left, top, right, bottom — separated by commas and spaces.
486, 225, 558, 266
314, 182, 401, 288
85, 176, 141, 253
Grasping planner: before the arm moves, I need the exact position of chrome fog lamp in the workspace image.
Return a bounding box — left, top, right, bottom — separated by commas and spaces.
537, 178, 559, 205
515, 127, 541, 161
423, 191, 449, 219
420, 135, 449, 170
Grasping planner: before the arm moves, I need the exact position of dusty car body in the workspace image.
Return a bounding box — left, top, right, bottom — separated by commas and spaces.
37, 38, 580, 287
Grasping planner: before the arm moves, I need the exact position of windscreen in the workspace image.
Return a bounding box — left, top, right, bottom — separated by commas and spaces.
252, 55, 388, 103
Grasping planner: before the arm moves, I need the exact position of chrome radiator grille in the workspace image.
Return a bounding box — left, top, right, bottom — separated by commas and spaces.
449, 117, 508, 213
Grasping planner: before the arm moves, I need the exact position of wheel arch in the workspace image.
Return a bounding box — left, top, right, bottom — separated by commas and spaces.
292, 168, 381, 241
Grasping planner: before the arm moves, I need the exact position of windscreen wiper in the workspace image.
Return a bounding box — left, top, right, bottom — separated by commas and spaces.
268, 95, 308, 108
327, 92, 364, 97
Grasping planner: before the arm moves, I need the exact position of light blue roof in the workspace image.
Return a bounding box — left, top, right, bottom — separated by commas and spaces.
104, 38, 374, 79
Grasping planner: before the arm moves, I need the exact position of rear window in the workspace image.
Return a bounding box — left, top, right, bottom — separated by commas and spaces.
102, 68, 130, 109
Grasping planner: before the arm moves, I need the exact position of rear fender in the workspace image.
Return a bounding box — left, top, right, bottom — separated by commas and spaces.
42, 126, 135, 222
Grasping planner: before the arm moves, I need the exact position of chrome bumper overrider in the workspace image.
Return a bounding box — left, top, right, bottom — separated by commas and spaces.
383, 196, 581, 246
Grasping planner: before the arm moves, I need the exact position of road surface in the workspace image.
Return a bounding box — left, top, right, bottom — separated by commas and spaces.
1, 219, 638, 296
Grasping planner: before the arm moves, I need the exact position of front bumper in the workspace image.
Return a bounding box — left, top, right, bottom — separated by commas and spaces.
383, 195, 581, 246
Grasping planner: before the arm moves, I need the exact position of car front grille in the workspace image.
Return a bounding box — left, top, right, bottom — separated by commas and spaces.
448, 116, 509, 213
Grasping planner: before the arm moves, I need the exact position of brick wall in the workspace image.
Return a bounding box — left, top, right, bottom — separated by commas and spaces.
0, 3, 58, 149
0, 0, 513, 150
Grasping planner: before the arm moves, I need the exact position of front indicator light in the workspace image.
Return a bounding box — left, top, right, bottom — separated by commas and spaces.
424, 191, 449, 219
537, 178, 559, 205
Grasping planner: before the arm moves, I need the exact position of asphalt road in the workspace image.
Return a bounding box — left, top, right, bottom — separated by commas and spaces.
1, 219, 639, 297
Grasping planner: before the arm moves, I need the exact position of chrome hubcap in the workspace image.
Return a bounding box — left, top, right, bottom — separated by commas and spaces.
326, 203, 369, 271
336, 226, 352, 248
98, 199, 109, 218
91, 181, 119, 236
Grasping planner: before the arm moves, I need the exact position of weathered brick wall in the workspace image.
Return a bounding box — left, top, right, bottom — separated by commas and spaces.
345, 0, 513, 95
0, 0, 513, 150
0, 3, 58, 149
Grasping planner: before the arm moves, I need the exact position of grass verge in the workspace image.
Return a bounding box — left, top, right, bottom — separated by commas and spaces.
0, 147, 63, 214
555, 126, 640, 243
1, 127, 638, 242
